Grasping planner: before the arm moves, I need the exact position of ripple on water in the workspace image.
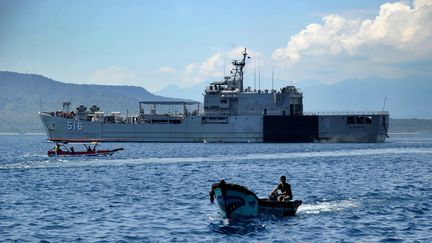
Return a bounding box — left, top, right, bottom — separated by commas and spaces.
1, 135, 432, 241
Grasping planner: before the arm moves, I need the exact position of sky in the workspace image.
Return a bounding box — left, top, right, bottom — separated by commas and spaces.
0, 0, 431, 92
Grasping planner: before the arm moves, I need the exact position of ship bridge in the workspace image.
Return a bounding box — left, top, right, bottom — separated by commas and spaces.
203, 49, 303, 117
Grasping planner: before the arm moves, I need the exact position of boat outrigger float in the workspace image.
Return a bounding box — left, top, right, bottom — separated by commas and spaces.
47, 142, 124, 157
209, 180, 302, 219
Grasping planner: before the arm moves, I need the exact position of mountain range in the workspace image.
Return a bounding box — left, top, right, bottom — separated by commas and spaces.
0, 71, 177, 132
0, 71, 431, 133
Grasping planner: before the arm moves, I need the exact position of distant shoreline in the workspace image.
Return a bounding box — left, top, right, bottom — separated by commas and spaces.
388, 132, 422, 135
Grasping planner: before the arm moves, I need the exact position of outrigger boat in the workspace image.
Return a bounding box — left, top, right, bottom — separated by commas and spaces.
47, 142, 124, 157
209, 180, 302, 219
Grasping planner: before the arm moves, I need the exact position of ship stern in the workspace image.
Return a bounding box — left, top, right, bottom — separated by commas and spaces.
376, 113, 390, 142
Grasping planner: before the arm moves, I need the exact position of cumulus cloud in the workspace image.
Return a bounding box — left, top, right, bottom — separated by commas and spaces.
89, 66, 139, 86
182, 52, 223, 86
180, 47, 261, 87
273, 0, 432, 81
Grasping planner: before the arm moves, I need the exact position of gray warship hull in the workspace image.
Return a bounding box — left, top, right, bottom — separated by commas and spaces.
40, 112, 389, 143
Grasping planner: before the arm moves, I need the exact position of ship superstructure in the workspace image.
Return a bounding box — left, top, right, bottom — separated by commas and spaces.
40, 49, 389, 143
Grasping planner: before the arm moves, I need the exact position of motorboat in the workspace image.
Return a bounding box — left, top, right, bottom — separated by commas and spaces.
47, 142, 123, 157
209, 180, 302, 219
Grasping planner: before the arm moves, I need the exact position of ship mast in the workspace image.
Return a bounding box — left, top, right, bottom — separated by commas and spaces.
231, 48, 248, 92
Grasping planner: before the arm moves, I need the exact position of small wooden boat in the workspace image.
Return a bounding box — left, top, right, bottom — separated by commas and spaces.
209, 180, 302, 219
48, 143, 123, 157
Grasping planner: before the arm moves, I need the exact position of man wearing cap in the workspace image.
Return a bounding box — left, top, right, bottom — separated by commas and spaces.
270, 175, 293, 202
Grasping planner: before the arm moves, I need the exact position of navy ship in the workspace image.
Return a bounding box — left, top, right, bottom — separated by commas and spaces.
40, 49, 389, 143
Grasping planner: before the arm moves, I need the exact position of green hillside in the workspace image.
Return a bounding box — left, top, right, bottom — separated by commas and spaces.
0, 71, 179, 133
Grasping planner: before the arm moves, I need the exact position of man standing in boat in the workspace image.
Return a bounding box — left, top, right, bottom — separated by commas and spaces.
270, 175, 293, 201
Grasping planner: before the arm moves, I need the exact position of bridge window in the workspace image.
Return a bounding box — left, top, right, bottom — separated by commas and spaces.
347, 116, 355, 124
365, 116, 372, 124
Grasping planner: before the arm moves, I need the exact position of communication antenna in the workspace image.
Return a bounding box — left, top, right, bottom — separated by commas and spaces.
382, 96, 387, 111
258, 57, 261, 90
272, 62, 274, 91
39, 96, 42, 112
254, 58, 256, 90
223, 53, 226, 78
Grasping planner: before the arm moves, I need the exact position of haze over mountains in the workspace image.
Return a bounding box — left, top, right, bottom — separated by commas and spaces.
0, 71, 431, 133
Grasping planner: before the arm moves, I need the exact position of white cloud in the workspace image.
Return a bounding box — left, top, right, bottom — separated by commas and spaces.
89, 66, 140, 86
181, 53, 223, 86
179, 47, 262, 87
273, 0, 432, 82
87, 48, 261, 91
158, 66, 176, 73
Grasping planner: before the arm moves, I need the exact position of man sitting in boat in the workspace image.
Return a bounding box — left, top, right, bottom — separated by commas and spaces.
54, 144, 62, 152
269, 175, 293, 201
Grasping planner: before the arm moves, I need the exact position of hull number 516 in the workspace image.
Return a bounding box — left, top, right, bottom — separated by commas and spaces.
67, 122, 83, 131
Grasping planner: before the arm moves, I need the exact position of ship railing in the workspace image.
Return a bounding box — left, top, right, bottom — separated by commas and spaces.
303, 111, 389, 116
39, 111, 77, 119
139, 101, 200, 118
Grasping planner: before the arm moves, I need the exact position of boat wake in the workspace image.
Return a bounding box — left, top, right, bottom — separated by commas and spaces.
1, 147, 431, 170
297, 199, 359, 215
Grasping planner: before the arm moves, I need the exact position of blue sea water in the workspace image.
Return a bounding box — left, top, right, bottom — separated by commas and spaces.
1, 134, 431, 242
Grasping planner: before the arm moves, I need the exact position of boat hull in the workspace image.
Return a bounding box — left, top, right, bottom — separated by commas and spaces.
211, 183, 259, 219
210, 182, 302, 219
40, 113, 389, 143
47, 148, 123, 157
258, 199, 302, 217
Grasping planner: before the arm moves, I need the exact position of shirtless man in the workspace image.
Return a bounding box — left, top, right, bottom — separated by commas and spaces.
270, 175, 293, 202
